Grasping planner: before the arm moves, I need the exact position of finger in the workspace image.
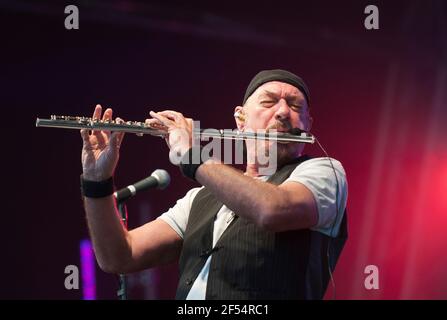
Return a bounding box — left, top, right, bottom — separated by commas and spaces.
110, 132, 122, 149
158, 111, 191, 130
145, 118, 164, 125
92, 104, 102, 120
109, 117, 125, 150
101, 108, 113, 139
113, 117, 126, 142
115, 116, 126, 132
80, 129, 90, 146
156, 110, 184, 122
145, 118, 168, 131
150, 111, 173, 127
110, 130, 125, 151
103, 108, 113, 121
92, 105, 111, 145
91, 104, 102, 136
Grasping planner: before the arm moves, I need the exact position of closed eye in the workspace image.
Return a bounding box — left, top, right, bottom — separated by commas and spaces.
260, 100, 276, 107
290, 105, 305, 112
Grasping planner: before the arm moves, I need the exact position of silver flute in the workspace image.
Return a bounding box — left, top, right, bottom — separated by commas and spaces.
35, 115, 315, 144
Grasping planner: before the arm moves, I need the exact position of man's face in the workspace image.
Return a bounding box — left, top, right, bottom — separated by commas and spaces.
236, 81, 312, 163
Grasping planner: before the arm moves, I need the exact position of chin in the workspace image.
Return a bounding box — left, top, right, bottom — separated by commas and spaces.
276, 143, 301, 161
254, 141, 301, 167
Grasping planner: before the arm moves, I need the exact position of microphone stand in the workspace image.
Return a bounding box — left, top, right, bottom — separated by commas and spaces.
112, 170, 170, 300
116, 201, 128, 300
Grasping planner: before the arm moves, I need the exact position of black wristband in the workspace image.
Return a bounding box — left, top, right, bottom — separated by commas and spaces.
80, 175, 115, 198
179, 146, 204, 181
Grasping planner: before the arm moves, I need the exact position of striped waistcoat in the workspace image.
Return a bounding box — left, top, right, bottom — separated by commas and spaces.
175, 156, 347, 299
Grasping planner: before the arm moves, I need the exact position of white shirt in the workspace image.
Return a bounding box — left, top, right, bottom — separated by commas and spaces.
158, 157, 348, 300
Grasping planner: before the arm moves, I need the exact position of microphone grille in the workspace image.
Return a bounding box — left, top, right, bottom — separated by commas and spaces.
151, 169, 171, 190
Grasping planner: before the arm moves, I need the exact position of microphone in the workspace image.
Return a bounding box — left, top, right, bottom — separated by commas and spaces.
114, 169, 170, 203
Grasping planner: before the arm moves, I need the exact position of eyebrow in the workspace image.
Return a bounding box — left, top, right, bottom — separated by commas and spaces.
259, 90, 305, 105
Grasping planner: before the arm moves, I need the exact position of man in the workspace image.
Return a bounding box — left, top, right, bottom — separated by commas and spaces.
80, 69, 348, 299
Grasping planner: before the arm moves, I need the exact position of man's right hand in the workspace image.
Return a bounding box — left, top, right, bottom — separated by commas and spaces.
80, 104, 125, 181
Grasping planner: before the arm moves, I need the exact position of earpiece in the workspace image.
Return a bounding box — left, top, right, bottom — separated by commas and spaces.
234, 111, 245, 121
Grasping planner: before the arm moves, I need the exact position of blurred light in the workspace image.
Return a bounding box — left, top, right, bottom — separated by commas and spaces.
80, 239, 96, 300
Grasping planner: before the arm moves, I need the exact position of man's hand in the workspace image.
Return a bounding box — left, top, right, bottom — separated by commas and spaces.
146, 110, 193, 164
81, 104, 125, 181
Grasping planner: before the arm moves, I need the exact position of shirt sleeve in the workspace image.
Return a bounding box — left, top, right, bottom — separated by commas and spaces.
284, 157, 348, 237
157, 186, 203, 239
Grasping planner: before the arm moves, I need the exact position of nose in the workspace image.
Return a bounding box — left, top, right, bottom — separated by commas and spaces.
274, 99, 291, 121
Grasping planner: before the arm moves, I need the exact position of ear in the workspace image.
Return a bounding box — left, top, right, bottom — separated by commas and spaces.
234, 106, 246, 130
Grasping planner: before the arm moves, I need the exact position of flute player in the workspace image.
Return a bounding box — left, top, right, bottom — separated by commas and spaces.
80, 69, 348, 299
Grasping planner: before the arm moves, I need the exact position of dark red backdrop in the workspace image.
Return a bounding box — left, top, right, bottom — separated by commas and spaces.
1, 0, 446, 299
